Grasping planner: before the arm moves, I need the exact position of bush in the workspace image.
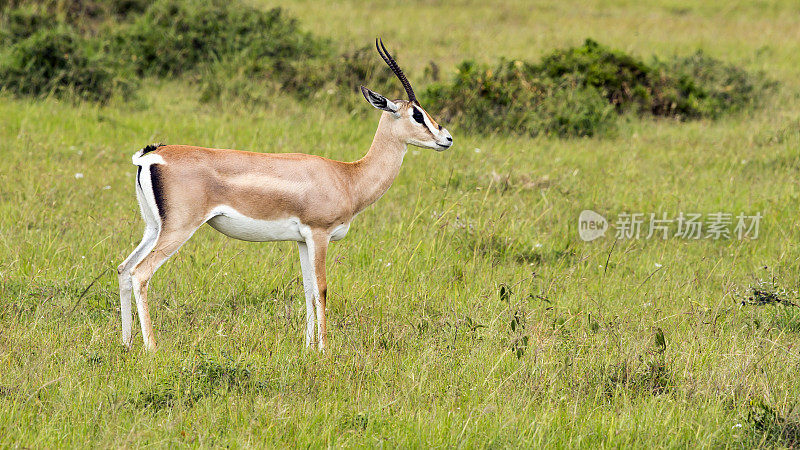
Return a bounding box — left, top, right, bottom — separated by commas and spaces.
424, 59, 615, 137
424, 39, 772, 137
661, 51, 773, 118
537, 39, 655, 114
113, 0, 396, 102
1, 0, 379, 103
112, 0, 328, 77
534, 84, 616, 137
1, 6, 770, 118
198, 45, 396, 105
1, 0, 149, 32
0, 6, 55, 44
0, 26, 133, 102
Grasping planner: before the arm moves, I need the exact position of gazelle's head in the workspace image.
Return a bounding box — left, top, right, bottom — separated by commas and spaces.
361, 39, 453, 151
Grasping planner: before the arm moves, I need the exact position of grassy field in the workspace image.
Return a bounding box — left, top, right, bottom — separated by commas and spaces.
2, 0, 800, 447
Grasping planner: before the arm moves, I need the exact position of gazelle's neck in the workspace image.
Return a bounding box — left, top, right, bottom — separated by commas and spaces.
351, 113, 407, 213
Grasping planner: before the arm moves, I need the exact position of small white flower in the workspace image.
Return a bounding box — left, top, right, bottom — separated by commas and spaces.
102, 185, 111, 190
732, 423, 742, 429
386, 262, 392, 267
474, 148, 481, 153
77, 150, 83, 156
74, 173, 84, 179
654, 263, 663, 268
535, 243, 543, 248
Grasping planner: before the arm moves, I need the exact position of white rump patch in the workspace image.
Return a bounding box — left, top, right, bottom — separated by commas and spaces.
132, 152, 166, 166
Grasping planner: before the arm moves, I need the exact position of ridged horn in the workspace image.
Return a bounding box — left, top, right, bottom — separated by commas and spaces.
376, 38, 417, 104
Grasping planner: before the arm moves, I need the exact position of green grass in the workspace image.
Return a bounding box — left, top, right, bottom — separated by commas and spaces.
2, 0, 800, 447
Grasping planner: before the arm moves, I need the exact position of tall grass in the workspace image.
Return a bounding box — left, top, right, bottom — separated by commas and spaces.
1, 0, 800, 447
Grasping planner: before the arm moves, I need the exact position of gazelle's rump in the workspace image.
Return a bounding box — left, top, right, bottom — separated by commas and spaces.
118, 148, 167, 349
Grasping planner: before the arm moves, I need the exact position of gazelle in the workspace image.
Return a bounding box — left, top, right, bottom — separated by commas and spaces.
117, 39, 452, 351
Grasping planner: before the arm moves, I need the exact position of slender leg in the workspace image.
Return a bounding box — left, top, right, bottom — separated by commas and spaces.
312, 235, 329, 352
297, 241, 316, 348
118, 186, 159, 348
130, 226, 200, 351
118, 226, 157, 347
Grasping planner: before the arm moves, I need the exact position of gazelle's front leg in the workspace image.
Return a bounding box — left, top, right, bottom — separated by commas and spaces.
297, 242, 316, 348
297, 233, 330, 351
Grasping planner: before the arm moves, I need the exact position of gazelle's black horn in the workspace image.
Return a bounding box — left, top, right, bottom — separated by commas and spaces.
376, 38, 417, 104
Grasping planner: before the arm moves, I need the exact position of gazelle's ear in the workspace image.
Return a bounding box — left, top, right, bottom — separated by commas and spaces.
360, 86, 399, 113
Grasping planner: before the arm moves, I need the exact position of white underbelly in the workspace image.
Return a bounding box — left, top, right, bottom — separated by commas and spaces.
206, 207, 307, 242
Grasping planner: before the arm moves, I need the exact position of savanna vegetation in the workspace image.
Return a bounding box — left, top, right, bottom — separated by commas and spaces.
1, 0, 799, 447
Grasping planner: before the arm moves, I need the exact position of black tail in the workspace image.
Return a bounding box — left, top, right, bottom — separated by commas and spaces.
141, 143, 165, 155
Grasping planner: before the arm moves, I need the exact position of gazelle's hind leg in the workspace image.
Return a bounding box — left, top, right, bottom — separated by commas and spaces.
130, 223, 204, 351
118, 185, 159, 348
312, 235, 329, 352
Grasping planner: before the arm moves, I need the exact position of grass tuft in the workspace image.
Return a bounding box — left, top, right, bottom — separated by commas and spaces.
739, 277, 799, 307
137, 350, 268, 410
746, 400, 800, 447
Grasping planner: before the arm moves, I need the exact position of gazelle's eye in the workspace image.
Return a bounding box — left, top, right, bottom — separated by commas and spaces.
412, 108, 425, 125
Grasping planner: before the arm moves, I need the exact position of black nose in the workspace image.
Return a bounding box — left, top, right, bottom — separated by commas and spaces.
446, 136, 452, 142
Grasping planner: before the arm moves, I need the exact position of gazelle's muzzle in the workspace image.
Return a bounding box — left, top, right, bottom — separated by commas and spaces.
435, 128, 453, 151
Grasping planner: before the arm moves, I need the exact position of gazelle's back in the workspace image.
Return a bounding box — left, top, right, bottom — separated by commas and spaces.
145, 145, 355, 228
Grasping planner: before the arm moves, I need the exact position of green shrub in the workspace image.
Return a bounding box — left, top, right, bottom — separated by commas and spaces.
537, 39, 655, 114
328, 46, 398, 96
0, 6, 55, 44
661, 51, 773, 118
102, 0, 150, 18
534, 39, 771, 118
113, 0, 395, 101
424, 39, 772, 137
0, 26, 134, 102
1, 0, 149, 33
534, 84, 616, 137
113, 0, 328, 77
0, 0, 392, 103
425, 59, 615, 137
198, 45, 396, 105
